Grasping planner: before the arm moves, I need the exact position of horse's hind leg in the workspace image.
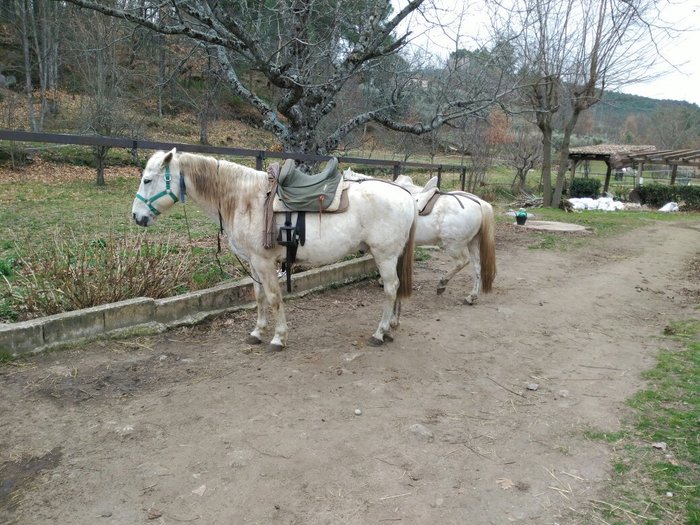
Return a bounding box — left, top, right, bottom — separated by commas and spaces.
390, 299, 401, 330
437, 243, 470, 295
463, 236, 482, 305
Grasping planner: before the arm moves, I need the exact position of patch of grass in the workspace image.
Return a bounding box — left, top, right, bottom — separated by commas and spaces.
414, 247, 432, 261
1, 228, 202, 321
583, 320, 700, 524
528, 233, 557, 250
0, 348, 16, 362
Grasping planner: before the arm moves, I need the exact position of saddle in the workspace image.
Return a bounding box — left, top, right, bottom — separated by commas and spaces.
272, 157, 348, 213
416, 178, 481, 216
263, 157, 349, 292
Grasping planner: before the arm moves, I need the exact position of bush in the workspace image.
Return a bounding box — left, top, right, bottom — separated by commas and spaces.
638, 184, 700, 211
1, 230, 199, 322
570, 177, 601, 198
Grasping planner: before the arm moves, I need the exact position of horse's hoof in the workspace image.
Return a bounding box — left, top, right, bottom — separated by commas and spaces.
367, 336, 384, 347
268, 343, 285, 352
436, 286, 446, 295
462, 296, 476, 306
384, 333, 394, 343
245, 335, 262, 345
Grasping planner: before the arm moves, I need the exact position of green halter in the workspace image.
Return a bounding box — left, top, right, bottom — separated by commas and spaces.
135, 165, 180, 216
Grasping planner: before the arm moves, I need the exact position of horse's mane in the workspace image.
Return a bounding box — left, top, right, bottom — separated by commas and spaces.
178, 153, 267, 218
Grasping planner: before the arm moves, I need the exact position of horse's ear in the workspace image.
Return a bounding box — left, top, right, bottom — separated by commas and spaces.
162, 148, 176, 166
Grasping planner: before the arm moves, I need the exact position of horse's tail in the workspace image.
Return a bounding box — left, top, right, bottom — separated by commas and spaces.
397, 216, 416, 299
479, 201, 497, 294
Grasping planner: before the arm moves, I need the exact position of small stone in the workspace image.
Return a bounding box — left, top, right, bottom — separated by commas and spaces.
354, 408, 362, 415
666, 491, 673, 497
408, 423, 434, 441
652, 442, 667, 451
526, 383, 539, 391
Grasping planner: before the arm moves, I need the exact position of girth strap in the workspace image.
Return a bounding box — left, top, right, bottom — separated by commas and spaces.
277, 211, 306, 293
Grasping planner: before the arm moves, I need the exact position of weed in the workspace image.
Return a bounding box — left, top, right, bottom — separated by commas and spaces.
0, 228, 200, 322
583, 321, 700, 524
414, 247, 432, 261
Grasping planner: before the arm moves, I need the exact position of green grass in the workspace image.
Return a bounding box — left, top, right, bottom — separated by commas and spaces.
583, 321, 700, 524
0, 175, 242, 322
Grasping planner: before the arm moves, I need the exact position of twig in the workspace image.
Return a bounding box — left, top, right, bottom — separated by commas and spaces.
580, 364, 625, 371
379, 492, 411, 501
486, 376, 525, 398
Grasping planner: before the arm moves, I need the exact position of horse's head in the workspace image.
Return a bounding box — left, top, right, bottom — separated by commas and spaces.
132, 148, 181, 227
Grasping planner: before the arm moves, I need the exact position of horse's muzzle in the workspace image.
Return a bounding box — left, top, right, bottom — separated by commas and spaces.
133, 213, 151, 227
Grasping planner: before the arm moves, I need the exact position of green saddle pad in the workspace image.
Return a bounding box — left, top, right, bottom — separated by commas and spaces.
276, 157, 342, 211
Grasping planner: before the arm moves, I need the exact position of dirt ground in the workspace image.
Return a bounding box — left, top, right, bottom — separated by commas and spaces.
1, 219, 699, 525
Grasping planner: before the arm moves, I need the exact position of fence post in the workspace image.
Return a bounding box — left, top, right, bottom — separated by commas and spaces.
393, 163, 401, 180
460, 166, 466, 191
256, 151, 265, 171
437, 165, 442, 189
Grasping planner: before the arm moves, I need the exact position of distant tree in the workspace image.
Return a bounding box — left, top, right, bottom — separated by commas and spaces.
66, 9, 140, 185
50, 0, 504, 154
507, 122, 542, 193
8, 0, 61, 131
493, 0, 670, 207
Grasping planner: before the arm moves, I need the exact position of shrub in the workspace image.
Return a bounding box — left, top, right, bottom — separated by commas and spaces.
638, 184, 700, 211
570, 177, 601, 198
1, 230, 199, 322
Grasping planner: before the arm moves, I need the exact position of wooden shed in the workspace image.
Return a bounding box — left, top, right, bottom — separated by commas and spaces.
568, 144, 700, 192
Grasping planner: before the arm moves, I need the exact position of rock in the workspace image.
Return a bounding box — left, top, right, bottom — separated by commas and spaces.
408, 423, 433, 441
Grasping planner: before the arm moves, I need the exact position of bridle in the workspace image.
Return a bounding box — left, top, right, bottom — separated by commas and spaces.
135, 165, 186, 215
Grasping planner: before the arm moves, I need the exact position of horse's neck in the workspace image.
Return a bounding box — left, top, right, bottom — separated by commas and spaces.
180, 154, 267, 221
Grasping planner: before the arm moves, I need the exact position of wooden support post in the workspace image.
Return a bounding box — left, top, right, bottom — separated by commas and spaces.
393, 163, 401, 181
670, 164, 678, 186
437, 165, 442, 189
460, 166, 466, 191
603, 161, 612, 193
635, 162, 644, 188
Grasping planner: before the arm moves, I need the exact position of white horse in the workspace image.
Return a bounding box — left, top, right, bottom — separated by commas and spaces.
132, 149, 417, 350
391, 174, 496, 304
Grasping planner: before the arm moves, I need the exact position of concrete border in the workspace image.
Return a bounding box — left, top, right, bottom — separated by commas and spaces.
0, 255, 378, 357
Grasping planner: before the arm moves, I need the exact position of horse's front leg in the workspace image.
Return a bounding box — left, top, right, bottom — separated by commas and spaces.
246, 276, 268, 345
368, 256, 399, 346
251, 257, 288, 351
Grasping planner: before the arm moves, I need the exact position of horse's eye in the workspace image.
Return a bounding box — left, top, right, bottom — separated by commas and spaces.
143, 179, 152, 185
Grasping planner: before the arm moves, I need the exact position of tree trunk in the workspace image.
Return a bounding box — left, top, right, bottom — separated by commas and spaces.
540, 124, 553, 206
17, 0, 38, 131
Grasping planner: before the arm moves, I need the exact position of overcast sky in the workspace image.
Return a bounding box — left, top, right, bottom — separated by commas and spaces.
618, 0, 700, 106
398, 0, 700, 106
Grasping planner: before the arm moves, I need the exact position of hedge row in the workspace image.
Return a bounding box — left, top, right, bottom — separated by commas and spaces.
569, 177, 601, 198
638, 184, 700, 211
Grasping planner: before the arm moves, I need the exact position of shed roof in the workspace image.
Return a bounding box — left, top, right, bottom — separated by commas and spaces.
569, 144, 700, 169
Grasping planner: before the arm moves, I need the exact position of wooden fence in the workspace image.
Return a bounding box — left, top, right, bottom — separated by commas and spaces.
0, 130, 470, 189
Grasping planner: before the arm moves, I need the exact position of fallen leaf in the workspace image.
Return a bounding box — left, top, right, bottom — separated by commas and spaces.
496, 478, 514, 490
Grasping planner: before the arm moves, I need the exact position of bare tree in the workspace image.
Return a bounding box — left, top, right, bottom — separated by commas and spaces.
492, 0, 670, 207
66, 9, 140, 184
10, 0, 61, 131
507, 121, 542, 193
50, 0, 503, 154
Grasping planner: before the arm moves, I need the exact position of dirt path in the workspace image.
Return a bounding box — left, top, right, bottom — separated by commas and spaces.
1, 220, 699, 525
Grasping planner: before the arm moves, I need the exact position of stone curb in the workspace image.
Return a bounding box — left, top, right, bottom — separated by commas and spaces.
0, 255, 378, 357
